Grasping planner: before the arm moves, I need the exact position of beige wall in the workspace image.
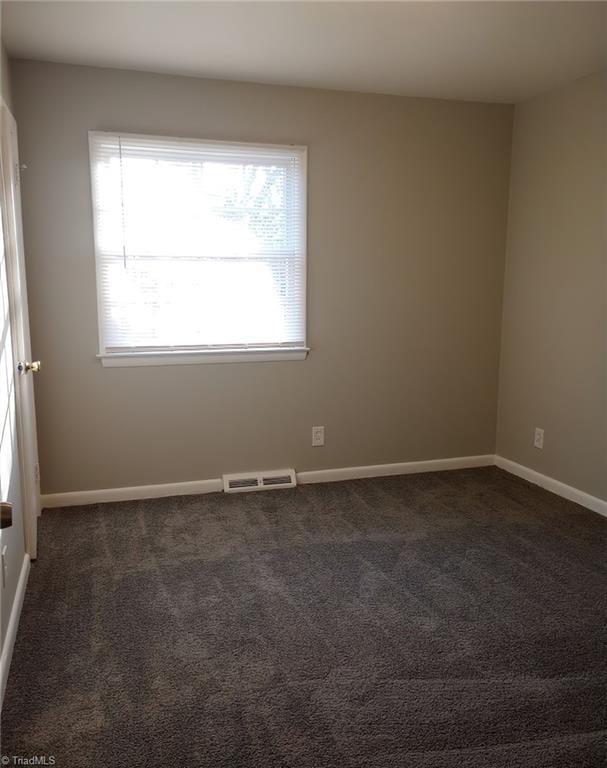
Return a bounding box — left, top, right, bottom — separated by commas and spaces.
11, 59, 513, 494
497, 71, 607, 500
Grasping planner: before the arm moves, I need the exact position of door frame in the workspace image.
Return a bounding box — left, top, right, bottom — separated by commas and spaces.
1, 98, 40, 560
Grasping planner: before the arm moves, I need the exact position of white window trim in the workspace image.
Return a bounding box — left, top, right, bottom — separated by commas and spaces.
98, 347, 309, 367
89, 130, 308, 367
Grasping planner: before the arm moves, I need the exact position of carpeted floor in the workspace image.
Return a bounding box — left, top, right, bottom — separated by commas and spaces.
2, 467, 606, 767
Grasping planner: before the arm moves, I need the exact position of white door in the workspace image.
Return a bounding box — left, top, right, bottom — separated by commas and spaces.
0, 100, 40, 677
0, 104, 39, 559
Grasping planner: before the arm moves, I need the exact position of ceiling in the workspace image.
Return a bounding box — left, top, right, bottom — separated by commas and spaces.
3, 1, 606, 104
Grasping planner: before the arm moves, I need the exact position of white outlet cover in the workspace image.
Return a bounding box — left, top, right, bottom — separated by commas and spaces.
534, 428, 544, 449
312, 426, 325, 447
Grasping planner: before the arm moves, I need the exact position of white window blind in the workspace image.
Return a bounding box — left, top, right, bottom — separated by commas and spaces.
89, 131, 307, 359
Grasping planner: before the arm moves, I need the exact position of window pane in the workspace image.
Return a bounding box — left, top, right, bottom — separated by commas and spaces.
90, 133, 306, 352
99, 256, 305, 349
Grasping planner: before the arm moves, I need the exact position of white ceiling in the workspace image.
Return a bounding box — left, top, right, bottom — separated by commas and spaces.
3, 1, 606, 104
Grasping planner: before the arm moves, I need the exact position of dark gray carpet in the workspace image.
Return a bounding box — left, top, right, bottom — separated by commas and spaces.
2, 467, 606, 767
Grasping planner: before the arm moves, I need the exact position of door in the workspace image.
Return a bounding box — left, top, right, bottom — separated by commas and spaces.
0, 182, 26, 675
0, 100, 40, 667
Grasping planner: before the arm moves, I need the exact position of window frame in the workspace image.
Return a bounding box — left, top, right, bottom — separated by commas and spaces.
88, 130, 309, 367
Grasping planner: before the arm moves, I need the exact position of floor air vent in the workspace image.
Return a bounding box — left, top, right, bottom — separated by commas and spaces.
223, 469, 297, 493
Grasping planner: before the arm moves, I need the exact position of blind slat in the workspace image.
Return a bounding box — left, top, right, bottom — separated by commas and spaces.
89, 131, 307, 352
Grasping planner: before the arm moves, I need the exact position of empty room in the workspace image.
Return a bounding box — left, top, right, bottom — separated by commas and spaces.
0, 1, 605, 766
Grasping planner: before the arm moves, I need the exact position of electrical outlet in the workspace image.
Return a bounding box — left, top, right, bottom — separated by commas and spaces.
312, 426, 325, 447
534, 427, 544, 449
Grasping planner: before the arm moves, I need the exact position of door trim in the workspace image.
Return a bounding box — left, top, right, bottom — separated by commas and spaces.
0, 553, 30, 708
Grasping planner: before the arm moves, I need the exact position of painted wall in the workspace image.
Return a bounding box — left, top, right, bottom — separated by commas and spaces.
11, 60, 513, 494
497, 71, 607, 500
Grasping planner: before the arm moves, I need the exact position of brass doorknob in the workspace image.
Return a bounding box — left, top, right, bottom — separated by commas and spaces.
17, 360, 41, 373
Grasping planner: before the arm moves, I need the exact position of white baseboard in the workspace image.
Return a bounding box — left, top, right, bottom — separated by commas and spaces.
0, 554, 30, 709
41, 454, 494, 509
495, 455, 607, 518
40, 454, 606, 519
41, 478, 223, 509
297, 454, 495, 484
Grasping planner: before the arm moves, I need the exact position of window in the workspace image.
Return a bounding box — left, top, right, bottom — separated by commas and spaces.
89, 131, 307, 366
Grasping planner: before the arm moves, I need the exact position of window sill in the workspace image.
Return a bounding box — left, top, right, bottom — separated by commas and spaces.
97, 348, 310, 367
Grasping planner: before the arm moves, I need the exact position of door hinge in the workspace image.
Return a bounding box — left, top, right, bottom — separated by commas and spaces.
15, 163, 26, 187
